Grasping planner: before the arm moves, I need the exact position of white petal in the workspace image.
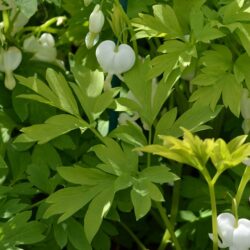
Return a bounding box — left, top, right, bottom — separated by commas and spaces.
3, 47, 22, 71
113, 44, 136, 74
23, 36, 40, 52
217, 213, 235, 247
208, 233, 228, 248
39, 33, 55, 47
4, 71, 16, 90
34, 47, 57, 62
89, 4, 105, 33
96, 40, 115, 73
233, 219, 250, 249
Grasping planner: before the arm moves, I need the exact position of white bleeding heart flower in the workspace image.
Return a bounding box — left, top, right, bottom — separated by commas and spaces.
89, 4, 104, 34
96, 40, 136, 85
23, 33, 57, 62
209, 213, 250, 250
0, 47, 22, 90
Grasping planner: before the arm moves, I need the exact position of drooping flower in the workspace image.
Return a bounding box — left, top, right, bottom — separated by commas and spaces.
209, 213, 250, 250
23, 33, 57, 62
85, 4, 104, 49
0, 46, 22, 90
95, 40, 136, 88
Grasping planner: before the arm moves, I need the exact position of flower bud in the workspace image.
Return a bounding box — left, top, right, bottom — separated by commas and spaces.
84, 0, 92, 6
85, 31, 99, 49
89, 4, 105, 33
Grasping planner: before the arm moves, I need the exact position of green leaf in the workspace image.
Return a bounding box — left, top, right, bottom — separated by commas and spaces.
21, 114, 88, 144
146, 182, 164, 202
92, 138, 138, 176
58, 166, 115, 186
67, 218, 91, 250
0, 211, 45, 248
221, 74, 242, 116
27, 163, 52, 194
161, 105, 222, 137
173, 0, 205, 32
44, 185, 105, 223
46, 69, 79, 115
109, 121, 147, 147
15, 0, 38, 18
154, 108, 177, 143
234, 53, 250, 89
140, 166, 179, 184
190, 8, 224, 43
149, 40, 196, 79
53, 222, 68, 249
84, 187, 115, 243
132, 4, 183, 39
131, 186, 151, 220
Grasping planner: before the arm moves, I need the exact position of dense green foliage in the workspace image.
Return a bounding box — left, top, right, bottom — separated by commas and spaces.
0, 0, 250, 249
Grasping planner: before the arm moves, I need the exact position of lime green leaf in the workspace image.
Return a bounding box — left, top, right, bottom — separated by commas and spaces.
58, 166, 115, 186
173, 0, 205, 32
84, 187, 115, 243
147, 182, 164, 202
21, 114, 88, 144
140, 166, 179, 184
46, 69, 79, 115
132, 4, 183, 39
16, 75, 59, 107
131, 187, 151, 220
149, 40, 196, 79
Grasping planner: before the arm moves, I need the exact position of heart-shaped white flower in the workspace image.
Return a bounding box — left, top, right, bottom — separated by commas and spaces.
209, 213, 250, 250
96, 40, 135, 76
0, 46, 22, 90
23, 33, 57, 62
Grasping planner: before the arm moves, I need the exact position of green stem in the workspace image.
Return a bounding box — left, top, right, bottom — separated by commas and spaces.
158, 230, 171, 250
89, 127, 106, 144
120, 221, 149, 250
170, 165, 182, 225
2, 10, 10, 34
235, 166, 250, 207
147, 128, 152, 168
156, 202, 182, 250
208, 182, 218, 250
114, 0, 138, 54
